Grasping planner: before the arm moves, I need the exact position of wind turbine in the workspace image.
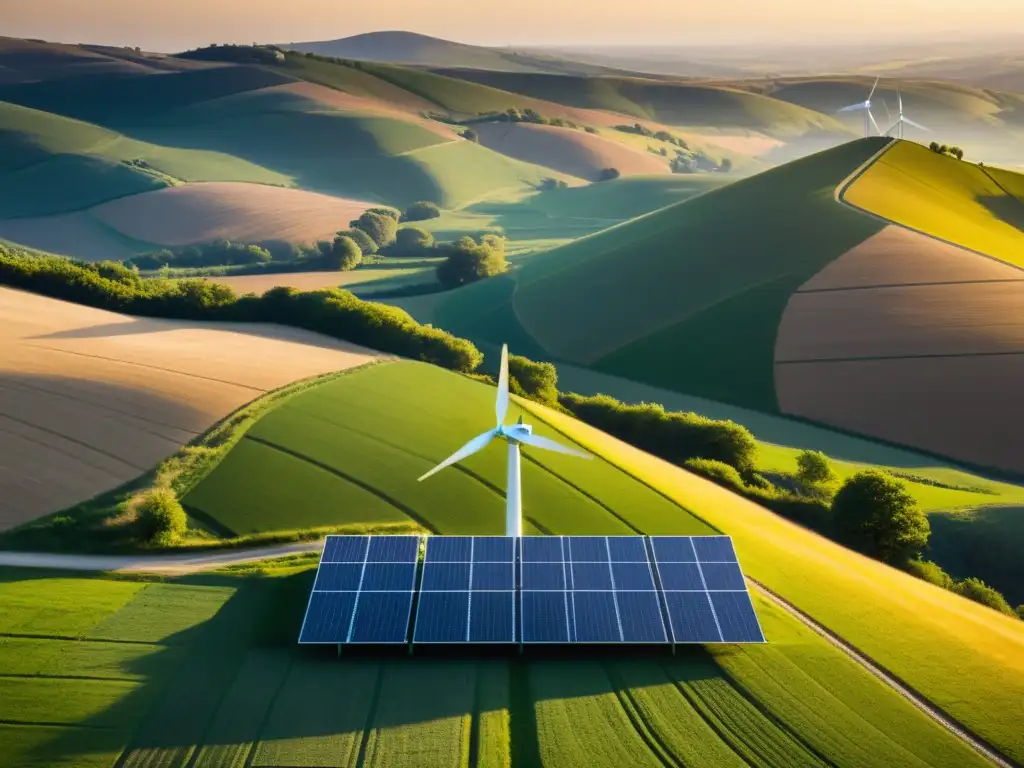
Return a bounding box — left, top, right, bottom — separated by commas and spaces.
886, 88, 930, 139
417, 344, 592, 537
837, 77, 882, 137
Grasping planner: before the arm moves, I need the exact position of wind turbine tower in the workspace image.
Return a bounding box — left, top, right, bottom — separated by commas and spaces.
418, 344, 591, 536
837, 77, 882, 137
887, 88, 930, 139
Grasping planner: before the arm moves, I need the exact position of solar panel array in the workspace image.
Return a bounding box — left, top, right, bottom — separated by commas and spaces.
299, 534, 764, 646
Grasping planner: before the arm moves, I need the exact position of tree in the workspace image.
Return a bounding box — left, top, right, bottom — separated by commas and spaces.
321, 235, 362, 271
136, 488, 187, 546
719, 158, 733, 172
392, 227, 434, 255
461, 128, 478, 142
436, 235, 508, 288
338, 228, 376, 255
585, 126, 599, 134
597, 168, 620, 182
365, 207, 399, 221
832, 471, 929, 565
796, 449, 836, 487
350, 211, 398, 248
403, 201, 442, 222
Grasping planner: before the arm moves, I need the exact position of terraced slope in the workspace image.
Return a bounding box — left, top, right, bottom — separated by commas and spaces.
0, 287, 383, 528
0, 560, 991, 768
842, 140, 1024, 267
432, 138, 889, 411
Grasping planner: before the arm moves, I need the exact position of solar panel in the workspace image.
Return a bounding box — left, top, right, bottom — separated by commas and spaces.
412, 535, 517, 643
298, 534, 421, 644
649, 535, 765, 644
520, 536, 668, 644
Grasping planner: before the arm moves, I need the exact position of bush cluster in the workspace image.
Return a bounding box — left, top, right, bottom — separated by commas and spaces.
136, 488, 188, 546
929, 142, 964, 160
0, 247, 482, 371
131, 240, 272, 271
558, 393, 758, 472
435, 235, 509, 288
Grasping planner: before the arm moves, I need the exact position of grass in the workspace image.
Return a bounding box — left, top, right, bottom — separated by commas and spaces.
522, 397, 1024, 763
432, 138, 888, 412
842, 139, 1024, 267
184, 361, 712, 539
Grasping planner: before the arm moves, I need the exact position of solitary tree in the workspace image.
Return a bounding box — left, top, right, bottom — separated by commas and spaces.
350, 211, 398, 248
795, 449, 836, 487
393, 226, 434, 255
403, 201, 441, 222
832, 471, 929, 565
436, 235, 508, 288
321, 235, 361, 271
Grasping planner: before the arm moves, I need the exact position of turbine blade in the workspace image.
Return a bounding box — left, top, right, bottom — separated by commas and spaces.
496, 344, 509, 426
837, 102, 867, 113
868, 110, 881, 136
903, 117, 930, 131
867, 76, 879, 101
516, 431, 592, 460
418, 429, 497, 481
898, 87, 903, 115
881, 98, 891, 125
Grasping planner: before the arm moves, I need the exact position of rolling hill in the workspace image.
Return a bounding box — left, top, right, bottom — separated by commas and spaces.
0, 287, 384, 527
8, 357, 1017, 765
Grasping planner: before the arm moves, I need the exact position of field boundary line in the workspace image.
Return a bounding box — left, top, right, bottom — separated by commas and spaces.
749, 581, 1017, 768
834, 140, 1024, 273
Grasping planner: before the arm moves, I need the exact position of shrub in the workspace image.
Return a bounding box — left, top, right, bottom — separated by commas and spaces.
339, 228, 377, 255
584, 126, 599, 134
905, 559, 955, 590
833, 471, 929, 565
436, 235, 508, 288
1017, 605, 1024, 620
954, 577, 1015, 615
350, 211, 398, 247
322, 235, 362, 271
538, 177, 569, 191
136, 488, 188, 546
683, 459, 746, 492
796, 449, 836, 487
508, 355, 559, 406
403, 201, 442, 222
597, 167, 620, 182
558, 393, 757, 472
392, 227, 434, 255
461, 128, 478, 143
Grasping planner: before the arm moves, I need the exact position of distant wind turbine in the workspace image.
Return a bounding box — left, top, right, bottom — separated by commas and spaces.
417, 344, 591, 536
837, 77, 882, 137
886, 88, 930, 139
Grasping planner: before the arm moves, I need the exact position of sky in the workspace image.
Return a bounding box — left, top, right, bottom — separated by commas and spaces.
3, 0, 1020, 52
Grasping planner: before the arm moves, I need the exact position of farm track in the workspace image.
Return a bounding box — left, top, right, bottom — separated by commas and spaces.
0, 540, 1013, 766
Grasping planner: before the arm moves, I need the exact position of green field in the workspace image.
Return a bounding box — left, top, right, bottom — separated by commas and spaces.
430, 138, 889, 412
0, 555, 996, 767
843, 139, 1024, 266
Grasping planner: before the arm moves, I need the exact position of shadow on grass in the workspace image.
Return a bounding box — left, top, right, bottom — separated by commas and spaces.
13, 567, 735, 766
979, 195, 1024, 233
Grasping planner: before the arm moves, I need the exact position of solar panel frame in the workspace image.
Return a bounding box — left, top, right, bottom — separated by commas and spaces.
413, 535, 518, 644
520, 535, 668, 645
648, 535, 765, 645
298, 534, 422, 645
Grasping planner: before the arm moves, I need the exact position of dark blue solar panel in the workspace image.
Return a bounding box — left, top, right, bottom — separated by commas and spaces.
650, 536, 698, 563
700, 562, 746, 591
473, 537, 515, 562
361, 562, 416, 591
571, 562, 613, 590
472, 562, 515, 590
421, 562, 471, 591
349, 592, 414, 643
692, 536, 738, 563
414, 592, 469, 642
426, 536, 473, 562
521, 562, 566, 590
299, 592, 356, 643
617, 591, 668, 642
571, 592, 621, 642
521, 591, 570, 642
321, 535, 369, 563
567, 536, 609, 562
607, 536, 649, 562
368, 535, 420, 562
521, 537, 563, 562
711, 592, 765, 642
656, 561, 706, 591
611, 562, 656, 591
470, 592, 516, 642
664, 591, 722, 643
313, 563, 362, 591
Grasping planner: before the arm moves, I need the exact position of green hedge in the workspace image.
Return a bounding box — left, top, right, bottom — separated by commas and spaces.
0, 248, 481, 372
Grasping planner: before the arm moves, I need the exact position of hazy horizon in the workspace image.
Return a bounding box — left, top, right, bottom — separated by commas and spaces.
3, 0, 1021, 53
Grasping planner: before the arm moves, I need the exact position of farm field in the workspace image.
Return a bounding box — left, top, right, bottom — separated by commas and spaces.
207, 267, 433, 296
0, 553, 996, 767
522, 398, 1024, 764
0, 287, 383, 528
842, 139, 1024, 267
